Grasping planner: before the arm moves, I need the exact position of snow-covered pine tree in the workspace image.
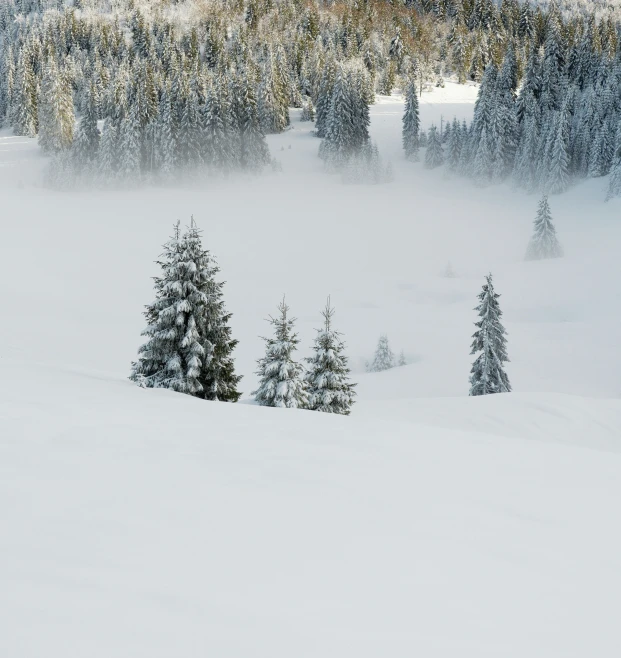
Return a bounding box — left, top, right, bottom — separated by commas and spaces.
130, 222, 205, 395
469, 274, 511, 396
446, 117, 462, 171
314, 57, 336, 138
300, 99, 315, 122
398, 350, 406, 366
545, 97, 572, 195
368, 334, 395, 372
97, 118, 118, 184
253, 298, 308, 409
525, 196, 563, 260
181, 219, 242, 402
425, 124, 444, 169
605, 127, 621, 202
402, 79, 420, 161
38, 58, 74, 154
237, 73, 271, 173
305, 298, 356, 415
119, 104, 142, 182
71, 84, 100, 172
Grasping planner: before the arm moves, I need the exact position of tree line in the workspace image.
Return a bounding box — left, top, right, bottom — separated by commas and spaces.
4, 0, 621, 188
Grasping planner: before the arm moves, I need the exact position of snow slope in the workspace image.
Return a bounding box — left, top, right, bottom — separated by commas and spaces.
2, 362, 621, 658
2, 81, 621, 656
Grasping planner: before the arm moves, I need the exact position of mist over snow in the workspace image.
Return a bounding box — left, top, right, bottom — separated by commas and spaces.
2, 83, 621, 657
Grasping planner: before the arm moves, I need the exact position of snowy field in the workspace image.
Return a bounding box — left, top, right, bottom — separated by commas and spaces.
2, 81, 621, 657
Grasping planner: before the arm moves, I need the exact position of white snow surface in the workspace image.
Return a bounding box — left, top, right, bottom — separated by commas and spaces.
2, 82, 621, 657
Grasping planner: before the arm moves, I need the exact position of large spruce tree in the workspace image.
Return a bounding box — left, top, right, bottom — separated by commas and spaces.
130, 222, 205, 394
131, 219, 241, 401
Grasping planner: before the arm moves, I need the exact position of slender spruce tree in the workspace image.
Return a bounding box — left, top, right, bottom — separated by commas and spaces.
402, 79, 420, 161
305, 298, 356, 415
469, 274, 511, 396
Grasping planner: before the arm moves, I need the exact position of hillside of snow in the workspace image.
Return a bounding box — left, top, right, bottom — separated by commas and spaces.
2, 82, 621, 657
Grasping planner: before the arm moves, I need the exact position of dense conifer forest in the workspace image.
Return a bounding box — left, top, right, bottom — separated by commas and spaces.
2, 0, 621, 195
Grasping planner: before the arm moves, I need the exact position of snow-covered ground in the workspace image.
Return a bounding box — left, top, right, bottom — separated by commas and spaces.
2, 81, 621, 657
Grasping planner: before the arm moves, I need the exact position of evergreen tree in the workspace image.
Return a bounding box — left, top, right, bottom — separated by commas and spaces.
119, 104, 141, 181
525, 196, 563, 260
446, 117, 462, 171
71, 84, 100, 169
545, 102, 571, 195
181, 220, 242, 402
398, 350, 406, 366
605, 128, 621, 202
305, 298, 356, 415
367, 334, 394, 372
469, 274, 511, 396
402, 79, 420, 162
130, 222, 205, 395
97, 118, 118, 183
314, 57, 336, 138
425, 124, 444, 169
253, 298, 308, 409
38, 59, 74, 154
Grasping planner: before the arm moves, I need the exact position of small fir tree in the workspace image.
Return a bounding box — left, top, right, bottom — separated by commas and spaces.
525, 196, 563, 260
469, 274, 511, 396
253, 298, 308, 408
305, 298, 356, 415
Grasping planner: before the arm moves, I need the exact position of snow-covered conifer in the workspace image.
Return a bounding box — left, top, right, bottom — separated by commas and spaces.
469, 274, 511, 396
181, 219, 242, 401
305, 299, 356, 415
130, 222, 205, 395
402, 79, 420, 161
425, 124, 444, 169
525, 196, 563, 260
367, 335, 395, 372
253, 299, 308, 409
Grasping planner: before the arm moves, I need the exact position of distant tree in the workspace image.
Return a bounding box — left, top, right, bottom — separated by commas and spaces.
398, 350, 406, 366
469, 274, 511, 396
425, 125, 444, 169
253, 298, 308, 408
402, 79, 420, 161
525, 196, 563, 260
368, 335, 395, 372
305, 298, 356, 415
606, 128, 621, 202
446, 117, 462, 171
